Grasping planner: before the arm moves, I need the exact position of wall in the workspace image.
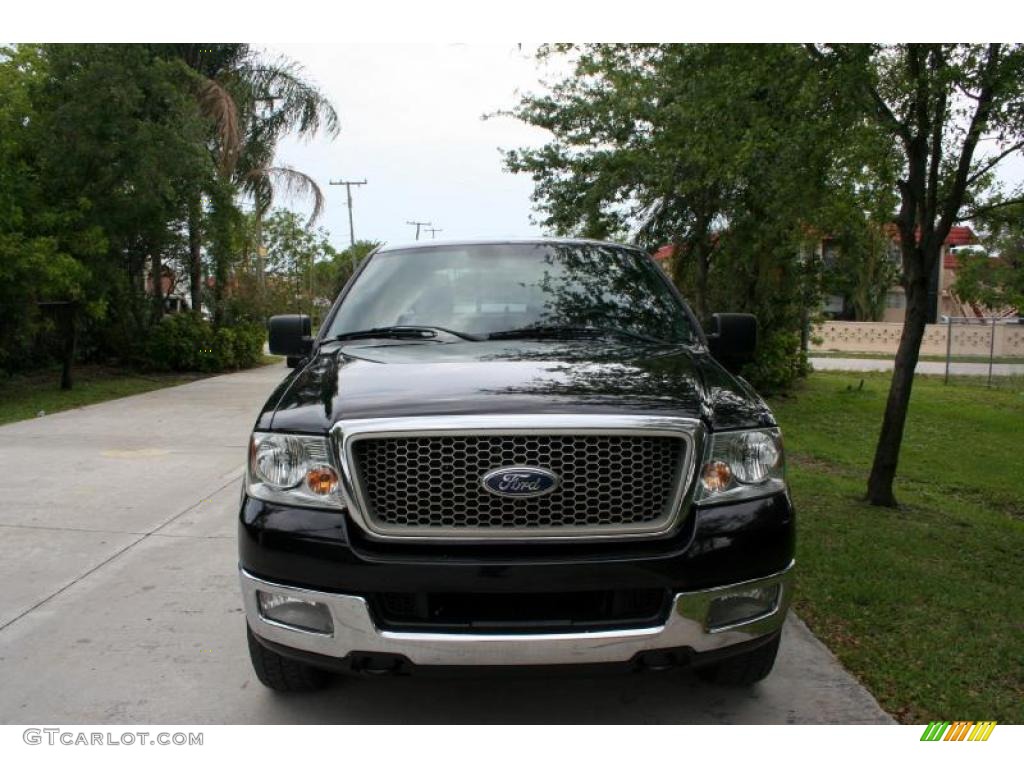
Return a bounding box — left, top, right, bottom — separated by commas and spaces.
812, 321, 1024, 358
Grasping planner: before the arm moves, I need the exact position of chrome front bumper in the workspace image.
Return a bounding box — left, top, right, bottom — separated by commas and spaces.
240, 562, 794, 667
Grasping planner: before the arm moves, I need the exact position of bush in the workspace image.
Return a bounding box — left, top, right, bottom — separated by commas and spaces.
212, 327, 237, 371
741, 329, 810, 393
143, 314, 264, 373
143, 314, 209, 372
231, 321, 266, 368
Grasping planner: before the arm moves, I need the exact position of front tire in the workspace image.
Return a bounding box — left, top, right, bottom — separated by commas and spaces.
247, 625, 330, 692
694, 634, 781, 686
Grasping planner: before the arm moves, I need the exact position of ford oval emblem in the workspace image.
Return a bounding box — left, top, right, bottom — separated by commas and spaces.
481, 466, 559, 498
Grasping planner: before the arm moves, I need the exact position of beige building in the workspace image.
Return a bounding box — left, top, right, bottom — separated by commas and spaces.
822, 225, 995, 323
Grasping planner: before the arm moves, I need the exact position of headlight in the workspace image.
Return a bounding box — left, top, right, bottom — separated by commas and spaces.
247, 432, 345, 509
695, 428, 785, 505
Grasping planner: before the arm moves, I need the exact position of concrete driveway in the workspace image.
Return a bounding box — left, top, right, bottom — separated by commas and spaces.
0, 364, 892, 724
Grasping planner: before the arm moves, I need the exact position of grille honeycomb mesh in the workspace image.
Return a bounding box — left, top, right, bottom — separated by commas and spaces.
351, 434, 686, 533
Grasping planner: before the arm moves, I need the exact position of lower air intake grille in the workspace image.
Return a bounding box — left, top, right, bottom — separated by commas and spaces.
373, 589, 671, 633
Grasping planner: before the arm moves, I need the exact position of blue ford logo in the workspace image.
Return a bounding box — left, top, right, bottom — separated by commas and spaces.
481, 466, 559, 498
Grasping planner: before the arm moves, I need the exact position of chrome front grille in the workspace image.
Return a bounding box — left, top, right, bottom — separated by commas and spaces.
342, 421, 695, 540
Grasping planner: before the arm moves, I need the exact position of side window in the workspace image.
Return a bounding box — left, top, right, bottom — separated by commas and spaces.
887, 239, 903, 271
821, 239, 840, 269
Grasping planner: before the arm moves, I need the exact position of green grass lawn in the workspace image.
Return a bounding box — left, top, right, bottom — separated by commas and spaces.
768, 372, 1024, 723
0, 357, 283, 427
0, 365, 206, 426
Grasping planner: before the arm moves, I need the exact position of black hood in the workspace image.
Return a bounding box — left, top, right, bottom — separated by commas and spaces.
261, 339, 774, 433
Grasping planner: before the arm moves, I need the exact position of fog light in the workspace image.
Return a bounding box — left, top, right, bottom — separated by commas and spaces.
258, 591, 333, 634
706, 584, 780, 630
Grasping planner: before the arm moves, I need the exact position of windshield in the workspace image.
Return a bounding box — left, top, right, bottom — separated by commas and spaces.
326, 242, 696, 344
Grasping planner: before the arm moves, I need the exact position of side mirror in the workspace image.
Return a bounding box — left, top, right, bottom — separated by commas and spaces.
268, 314, 313, 362
706, 313, 757, 372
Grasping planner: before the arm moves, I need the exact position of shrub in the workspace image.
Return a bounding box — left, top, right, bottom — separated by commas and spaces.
142, 314, 264, 373
143, 314, 209, 372
230, 321, 266, 368
741, 329, 810, 393
212, 326, 237, 371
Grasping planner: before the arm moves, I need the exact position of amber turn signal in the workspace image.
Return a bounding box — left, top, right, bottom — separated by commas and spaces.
305, 466, 339, 495
700, 460, 733, 493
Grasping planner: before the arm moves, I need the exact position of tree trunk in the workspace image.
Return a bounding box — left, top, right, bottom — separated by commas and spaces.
858, 42, 1000, 507
188, 197, 203, 315
255, 212, 264, 292
671, 211, 714, 324
800, 246, 818, 352
59, 304, 76, 391
209, 182, 235, 327
150, 247, 163, 322
693, 244, 710, 323
866, 268, 930, 506
213, 266, 225, 325
126, 244, 147, 334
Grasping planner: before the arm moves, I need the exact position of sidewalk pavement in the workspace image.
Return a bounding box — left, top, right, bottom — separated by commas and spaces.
810, 356, 1024, 377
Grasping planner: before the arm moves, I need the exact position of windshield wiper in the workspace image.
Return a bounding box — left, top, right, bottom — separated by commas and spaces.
333, 325, 481, 342
487, 325, 671, 345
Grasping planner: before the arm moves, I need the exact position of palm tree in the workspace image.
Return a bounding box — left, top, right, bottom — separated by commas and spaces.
246, 164, 325, 292
169, 44, 339, 316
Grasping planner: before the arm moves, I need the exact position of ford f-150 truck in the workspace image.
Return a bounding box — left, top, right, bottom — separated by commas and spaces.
240, 239, 794, 691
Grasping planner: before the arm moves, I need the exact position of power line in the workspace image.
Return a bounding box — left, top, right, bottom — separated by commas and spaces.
406, 220, 432, 241
329, 179, 368, 246
424, 227, 443, 240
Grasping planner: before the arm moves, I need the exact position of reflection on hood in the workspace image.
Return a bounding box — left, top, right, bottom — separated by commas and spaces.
266, 339, 774, 434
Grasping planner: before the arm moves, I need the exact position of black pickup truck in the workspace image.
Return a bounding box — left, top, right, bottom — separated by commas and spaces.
240, 239, 794, 691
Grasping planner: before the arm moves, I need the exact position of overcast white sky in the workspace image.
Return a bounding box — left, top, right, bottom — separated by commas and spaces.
267, 43, 1024, 252
269, 44, 556, 250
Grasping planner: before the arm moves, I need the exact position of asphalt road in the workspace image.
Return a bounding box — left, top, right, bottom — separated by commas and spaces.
0, 363, 892, 724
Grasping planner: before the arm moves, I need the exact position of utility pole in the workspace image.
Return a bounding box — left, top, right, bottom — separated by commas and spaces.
329, 179, 368, 246
424, 227, 443, 240
406, 220, 432, 241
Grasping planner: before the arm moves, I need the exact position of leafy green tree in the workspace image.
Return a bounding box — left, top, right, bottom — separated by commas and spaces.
1, 45, 206, 381
820, 224, 900, 321
499, 44, 887, 390
952, 203, 1024, 313
29, 45, 211, 345
261, 209, 334, 276
228, 208, 347, 325
313, 239, 379, 302
0, 44, 340, 383
0, 46, 68, 372
807, 44, 1024, 506
815, 140, 902, 322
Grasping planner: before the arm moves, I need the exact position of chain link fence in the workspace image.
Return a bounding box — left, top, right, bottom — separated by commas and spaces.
942, 316, 1024, 385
